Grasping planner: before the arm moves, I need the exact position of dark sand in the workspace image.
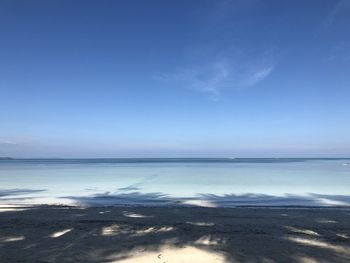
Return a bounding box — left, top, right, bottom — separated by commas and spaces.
1, 206, 350, 262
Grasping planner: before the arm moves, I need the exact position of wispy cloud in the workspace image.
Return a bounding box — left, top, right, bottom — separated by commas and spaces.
0, 140, 18, 146
154, 1, 276, 99
155, 61, 229, 97
328, 42, 350, 62
241, 64, 274, 87
155, 49, 276, 99
324, 0, 350, 28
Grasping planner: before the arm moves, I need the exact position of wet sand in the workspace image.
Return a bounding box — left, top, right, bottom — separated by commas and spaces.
1, 206, 350, 262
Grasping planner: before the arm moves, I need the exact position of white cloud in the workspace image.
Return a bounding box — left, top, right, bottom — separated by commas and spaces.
155, 49, 275, 98
242, 64, 275, 87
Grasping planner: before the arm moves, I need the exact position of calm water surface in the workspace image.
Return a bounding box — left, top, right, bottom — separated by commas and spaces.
1, 158, 350, 206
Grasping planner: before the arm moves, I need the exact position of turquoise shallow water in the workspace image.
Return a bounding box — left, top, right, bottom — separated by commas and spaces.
1, 158, 350, 206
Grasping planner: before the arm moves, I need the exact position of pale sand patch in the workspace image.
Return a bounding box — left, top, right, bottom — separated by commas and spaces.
102, 224, 121, 236
135, 226, 174, 235
50, 228, 73, 238
336, 233, 350, 239
0, 208, 29, 213
122, 211, 152, 218
285, 226, 320, 236
315, 219, 338, 224
106, 245, 226, 263
315, 198, 348, 206
181, 199, 217, 207
0, 205, 31, 213
0, 235, 25, 242
195, 235, 222, 246
186, 221, 215, 226
286, 236, 350, 255
102, 224, 175, 236
294, 256, 319, 263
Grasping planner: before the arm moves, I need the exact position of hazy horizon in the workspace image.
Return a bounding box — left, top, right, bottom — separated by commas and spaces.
2, 157, 350, 160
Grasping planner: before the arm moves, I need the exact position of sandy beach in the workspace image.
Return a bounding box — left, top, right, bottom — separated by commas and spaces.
1, 206, 350, 263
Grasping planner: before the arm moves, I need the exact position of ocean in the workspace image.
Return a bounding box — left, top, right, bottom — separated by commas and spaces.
1, 158, 350, 207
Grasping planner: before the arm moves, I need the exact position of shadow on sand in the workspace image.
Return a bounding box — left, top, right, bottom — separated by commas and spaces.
1, 204, 350, 262
65, 191, 350, 207
2, 188, 350, 207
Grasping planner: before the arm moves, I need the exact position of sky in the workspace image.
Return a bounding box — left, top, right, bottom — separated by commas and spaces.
0, 0, 350, 158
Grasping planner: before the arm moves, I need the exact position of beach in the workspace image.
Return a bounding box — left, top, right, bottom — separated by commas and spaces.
1, 206, 350, 263
1, 159, 350, 262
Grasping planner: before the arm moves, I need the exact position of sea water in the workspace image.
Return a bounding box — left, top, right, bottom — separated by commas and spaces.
0, 158, 350, 206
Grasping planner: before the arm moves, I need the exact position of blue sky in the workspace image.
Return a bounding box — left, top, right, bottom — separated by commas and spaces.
0, 0, 350, 158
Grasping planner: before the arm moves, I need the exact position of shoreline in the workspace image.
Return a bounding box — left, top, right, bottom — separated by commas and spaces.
2, 204, 350, 209
2, 191, 350, 208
